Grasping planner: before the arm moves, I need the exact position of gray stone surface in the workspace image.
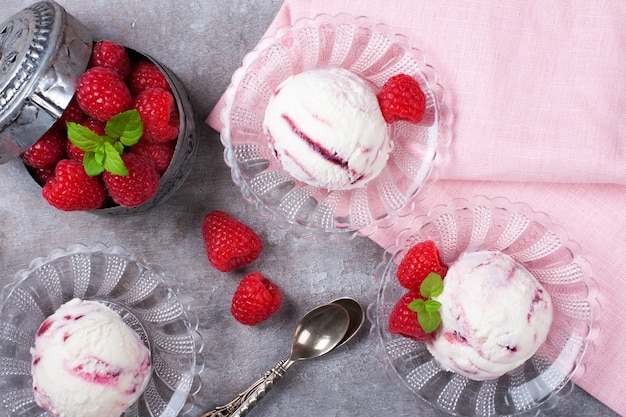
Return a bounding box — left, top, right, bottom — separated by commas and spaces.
0, 1, 619, 417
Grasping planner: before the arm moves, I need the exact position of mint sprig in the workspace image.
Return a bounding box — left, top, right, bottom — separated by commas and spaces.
408, 272, 444, 334
67, 109, 143, 176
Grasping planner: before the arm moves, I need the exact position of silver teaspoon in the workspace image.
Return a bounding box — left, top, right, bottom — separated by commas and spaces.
329, 297, 365, 350
202, 302, 351, 417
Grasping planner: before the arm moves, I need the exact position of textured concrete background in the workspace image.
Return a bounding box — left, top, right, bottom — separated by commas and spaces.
0, 1, 619, 416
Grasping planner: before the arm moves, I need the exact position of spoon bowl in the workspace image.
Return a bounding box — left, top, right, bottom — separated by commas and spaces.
330, 297, 365, 350
286, 303, 350, 368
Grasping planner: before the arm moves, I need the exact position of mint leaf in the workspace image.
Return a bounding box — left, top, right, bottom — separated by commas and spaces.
102, 143, 128, 176
420, 273, 444, 298
408, 298, 426, 313
418, 310, 441, 334
406, 272, 445, 334
113, 141, 124, 155
94, 146, 105, 166
67, 110, 144, 177
105, 109, 143, 147
424, 299, 442, 313
83, 153, 104, 176
67, 122, 104, 152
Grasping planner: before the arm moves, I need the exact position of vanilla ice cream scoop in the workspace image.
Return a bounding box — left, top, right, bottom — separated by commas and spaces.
31, 298, 151, 417
263, 68, 391, 190
427, 250, 553, 381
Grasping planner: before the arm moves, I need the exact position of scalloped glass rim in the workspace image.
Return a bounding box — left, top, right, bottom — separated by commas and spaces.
0, 243, 205, 417
220, 13, 451, 242
369, 196, 601, 417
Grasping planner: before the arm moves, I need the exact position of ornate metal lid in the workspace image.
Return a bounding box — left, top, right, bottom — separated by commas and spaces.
0, 1, 91, 164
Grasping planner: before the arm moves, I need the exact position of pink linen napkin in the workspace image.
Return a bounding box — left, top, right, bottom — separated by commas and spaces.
207, 1, 626, 415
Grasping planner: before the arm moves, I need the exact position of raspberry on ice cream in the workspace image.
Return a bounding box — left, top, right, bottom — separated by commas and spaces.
427, 250, 553, 381
263, 68, 391, 190
30, 298, 151, 417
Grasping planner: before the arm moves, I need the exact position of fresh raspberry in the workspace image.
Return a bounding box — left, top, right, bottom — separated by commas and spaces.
80, 117, 107, 136
129, 139, 175, 176
396, 240, 447, 291
66, 118, 106, 162
201, 210, 263, 272
102, 153, 160, 208
28, 166, 55, 186
66, 140, 85, 162
388, 290, 431, 342
231, 272, 282, 325
42, 159, 106, 211
76, 66, 131, 122
21, 127, 67, 168
129, 60, 171, 95
377, 74, 426, 123
132, 87, 179, 142
55, 97, 84, 128
88, 40, 131, 79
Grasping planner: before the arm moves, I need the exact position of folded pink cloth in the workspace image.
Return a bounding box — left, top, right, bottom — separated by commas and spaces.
207, 1, 626, 414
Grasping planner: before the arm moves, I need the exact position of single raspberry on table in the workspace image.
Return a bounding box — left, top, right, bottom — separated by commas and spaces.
201, 210, 263, 272
231, 272, 282, 326
42, 159, 106, 211
388, 290, 432, 342
377, 73, 426, 124
129, 60, 171, 94
129, 139, 175, 176
102, 153, 160, 208
21, 127, 67, 169
132, 87, 179, 142
76, 66, 131, 122
396, 240, 447, 291
88, 39, 131, 79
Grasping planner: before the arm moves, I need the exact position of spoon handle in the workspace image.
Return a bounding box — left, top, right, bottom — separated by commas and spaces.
200, 358, 290, 417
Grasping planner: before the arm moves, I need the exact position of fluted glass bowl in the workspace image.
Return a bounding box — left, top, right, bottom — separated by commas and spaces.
0, 243, 204, 417
369, 196, 601, 416
220, 13, 450, 241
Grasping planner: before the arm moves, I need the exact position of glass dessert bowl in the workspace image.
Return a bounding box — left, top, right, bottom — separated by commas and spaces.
369, 196, 601, 416
0, 243, 204, 417
219, 13, 450, 241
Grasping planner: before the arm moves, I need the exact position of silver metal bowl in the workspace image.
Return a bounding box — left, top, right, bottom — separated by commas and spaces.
0, 1, 198, 214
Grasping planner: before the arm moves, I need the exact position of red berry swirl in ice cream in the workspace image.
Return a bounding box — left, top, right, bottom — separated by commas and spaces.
426, 250, 553, 381
31, 299, 151, 417
263, 68, 391, 190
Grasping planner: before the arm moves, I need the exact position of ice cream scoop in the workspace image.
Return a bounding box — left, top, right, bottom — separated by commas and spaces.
30, 298, 151, 417
263, 67, 391, 190
427, 250, 553, 381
